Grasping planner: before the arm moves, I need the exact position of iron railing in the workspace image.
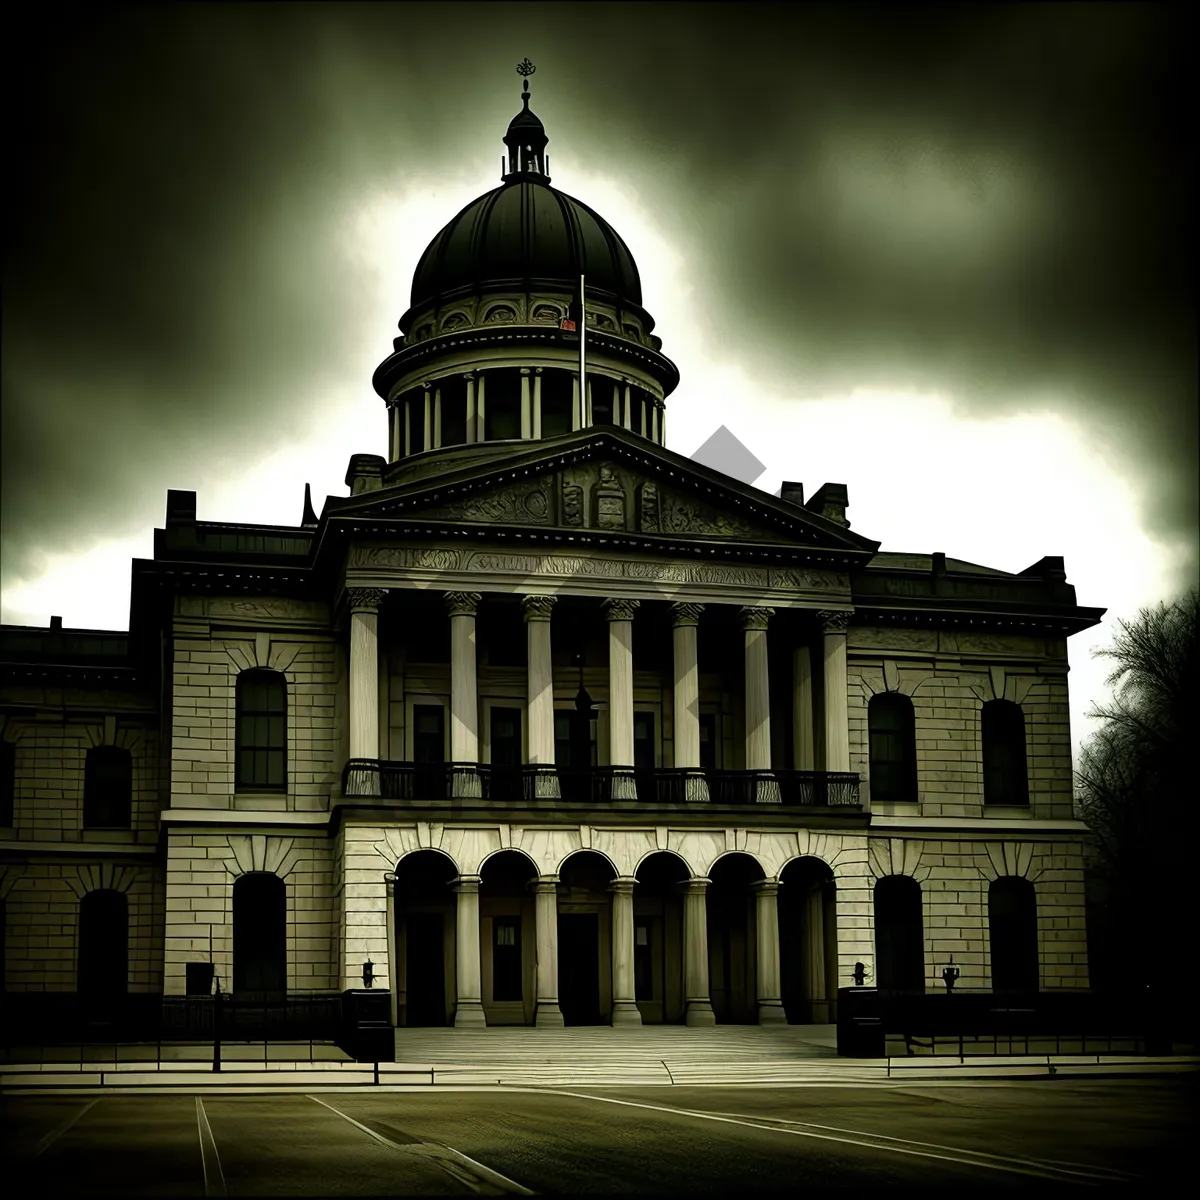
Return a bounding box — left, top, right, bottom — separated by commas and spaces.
342, 760, 861, 807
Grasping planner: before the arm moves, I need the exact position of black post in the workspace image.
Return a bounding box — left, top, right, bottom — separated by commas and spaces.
213, 977, 222, 1073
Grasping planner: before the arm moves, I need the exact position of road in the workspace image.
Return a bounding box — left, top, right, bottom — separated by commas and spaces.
1, 1077, 1191, 1194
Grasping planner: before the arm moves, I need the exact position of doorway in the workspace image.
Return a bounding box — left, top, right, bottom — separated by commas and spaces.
489, 706, 523, 802
558, 912, 601, 1025
405, 912, 447, 1027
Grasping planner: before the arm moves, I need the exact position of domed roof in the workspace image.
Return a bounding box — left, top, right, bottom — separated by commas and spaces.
407, 178, 643, 315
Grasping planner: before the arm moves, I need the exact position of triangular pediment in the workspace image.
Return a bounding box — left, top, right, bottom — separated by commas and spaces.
330, 427, 878, 556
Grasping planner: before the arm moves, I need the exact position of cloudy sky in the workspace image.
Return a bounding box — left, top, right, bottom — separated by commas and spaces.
3, 3, 1194, 757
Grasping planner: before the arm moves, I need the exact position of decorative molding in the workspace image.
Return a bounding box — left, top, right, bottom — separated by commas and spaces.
670, 602, 705, 627
602, 597, 641, 622
207, 598, 327, 620
740, 606, 774, 631
443, 591, 482, 618
847, 626, 938, 650
637, 482, 660, 533
819, 610, 852, 634
347, 588, 387, 613
521, 595, 557, 622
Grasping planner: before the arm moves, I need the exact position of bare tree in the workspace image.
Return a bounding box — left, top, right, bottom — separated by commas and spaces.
1076, 588, 1198, 992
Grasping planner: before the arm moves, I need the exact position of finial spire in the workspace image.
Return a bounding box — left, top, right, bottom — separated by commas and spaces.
503, 60, 549, 181
517, 57, 535, 95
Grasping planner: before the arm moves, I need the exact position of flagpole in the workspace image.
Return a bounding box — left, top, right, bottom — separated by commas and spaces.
579, 273, 586, 427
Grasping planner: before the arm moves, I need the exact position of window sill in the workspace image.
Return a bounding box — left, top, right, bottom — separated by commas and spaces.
871, 802, 920, 817
983, 805, 1032, 818
81, 828, 136, 840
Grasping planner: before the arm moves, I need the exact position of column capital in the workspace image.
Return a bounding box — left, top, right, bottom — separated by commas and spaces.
751, 879, 781, 897
534, 366, 544, 375
670, 602, 705, 627
740, 606, 774, 631
681, 877, 711, 895
463, 371, 475, 381
521, 594, 557, 622
818, 609, 852, 634
520, 367, 532, 376
347, 587, 387, 613
444, 591, 482, 618
531, 876, 561, 894
608, 877, 637, 895
452, 874, 482, 893
602, 597, 641, 622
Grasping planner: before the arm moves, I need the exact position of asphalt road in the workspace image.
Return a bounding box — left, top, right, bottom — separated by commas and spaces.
1, 1077, 1192, 1194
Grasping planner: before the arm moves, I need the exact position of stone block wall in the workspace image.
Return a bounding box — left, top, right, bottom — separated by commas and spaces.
847, 629, 1074, 818
170, 597, 341, 812
161, 830, 335, 996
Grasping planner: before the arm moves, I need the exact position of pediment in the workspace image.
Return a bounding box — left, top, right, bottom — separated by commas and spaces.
332, 428, 877, 555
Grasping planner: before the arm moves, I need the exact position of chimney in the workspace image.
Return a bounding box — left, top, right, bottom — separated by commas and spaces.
50, 615, 63, 631
165, 490, 197, 525
805, 483, 850, 528
777, 481, 805, 506
344, 454, 386, 495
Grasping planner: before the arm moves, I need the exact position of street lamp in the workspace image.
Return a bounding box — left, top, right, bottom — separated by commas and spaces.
941, 961, 960, 992
362, 959, 375, 989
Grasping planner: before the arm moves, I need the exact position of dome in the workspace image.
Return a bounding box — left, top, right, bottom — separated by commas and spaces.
407, 178, 643, 318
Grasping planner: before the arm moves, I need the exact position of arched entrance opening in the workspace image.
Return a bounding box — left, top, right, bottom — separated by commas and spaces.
780, 857, 838, 1024
707, 852, 765, 1025
874, 875, 925, 993
394, 850, 457, 1027
232, 873, 286, 1000
632, 851, 689, 1024
558, 850, 617, 1025
479, 850, 537, 1025
989, 876, 1039, 994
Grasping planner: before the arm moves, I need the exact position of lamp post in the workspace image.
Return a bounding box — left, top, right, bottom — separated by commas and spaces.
942, 961, 960, 992
212, 972, 222, 1074
362, 959, 375, 990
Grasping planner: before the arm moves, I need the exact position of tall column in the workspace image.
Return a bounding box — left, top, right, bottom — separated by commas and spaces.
520, 367, 532, 439
571, 374, 581, 431
640, 393, 648, 439
388, 403, 400, 461
404, 398, 412, 457
610, 878, 641, 1025
585, 378, 594, 426
804, 885, 829, 1024
522, 595, 559, 798
603, 597, 639, 800
464, 372, 477, 444
742, 606, 779, 803
476, 372, 487, 442
533, 877, 564, 1026
453, 875, 486, 1027
347, 588, 386, 796
671, 602, 708, 802
533, 368, 543, 439
434, 384, 443, 448
622, 382, 633, 430
752, 880, 786, 1024
793, 645, 815, 770
820, 611, 852, 774
422, 385, 432, 452
683, 878, 715, 1026
445, 592, 482, 797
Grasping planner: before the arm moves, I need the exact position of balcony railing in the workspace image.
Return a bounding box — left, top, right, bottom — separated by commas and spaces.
341, 760, 860, 807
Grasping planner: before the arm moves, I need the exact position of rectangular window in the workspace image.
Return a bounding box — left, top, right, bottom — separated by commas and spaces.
699, 714, 718, 771
493, 917, 522, 1001
413, 705, 446, 798
634, 920, 652, 1000
633, 712, 656, 770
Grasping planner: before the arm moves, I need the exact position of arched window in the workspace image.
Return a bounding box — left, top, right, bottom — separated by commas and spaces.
78, 889, 128, 996
874, 875, 925, 991
0, 739, 14, 827
83, 745, 132, 828
981, 699, 1029, 806
236, 669, 287, 791
868, 692, 918, 804
989, 877, 1039, 993
233, 872, 287, 997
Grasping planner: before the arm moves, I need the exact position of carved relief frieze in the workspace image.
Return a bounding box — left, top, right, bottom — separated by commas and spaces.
562, 482, 584, 527
638, 481, 660, 533
349, 546, 465, 571
421, 484, 550, 525
594, 464, 627, 530
846, 626, 937, 651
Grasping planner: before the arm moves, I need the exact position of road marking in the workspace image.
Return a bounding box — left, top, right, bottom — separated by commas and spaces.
543, 1089, 1128, 1184
195, 1097, 227, 1197
32, 1098, 100, 1158
307, 1094, 534, 1195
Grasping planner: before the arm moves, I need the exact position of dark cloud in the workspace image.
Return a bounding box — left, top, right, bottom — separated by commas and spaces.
3, 3, 1194, 608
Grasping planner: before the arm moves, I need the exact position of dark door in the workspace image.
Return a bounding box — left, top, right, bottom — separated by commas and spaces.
699, 713, 718, 771
555, 711, 596, 801
634, 918, 653, 1002
634, 711, 655, 800
413, 705, 446, 799
405, 912, 446, 1026
557, 913, 601, 1025
490, 706, 523, 802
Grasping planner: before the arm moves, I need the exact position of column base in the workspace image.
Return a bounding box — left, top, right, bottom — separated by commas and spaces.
344, 761, 381, 798
532, 768, 561, 800
535, 1003, 564, 1028
611, 1000, 643, 1027
754, 774, 781, 804
685, 1001, 716, 1027
453, 1001, 487, 1028
611, 769, 638, 800
757, 1001, 787, 1025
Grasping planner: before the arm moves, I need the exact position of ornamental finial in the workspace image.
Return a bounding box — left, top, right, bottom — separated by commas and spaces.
517, 58, 535, 93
